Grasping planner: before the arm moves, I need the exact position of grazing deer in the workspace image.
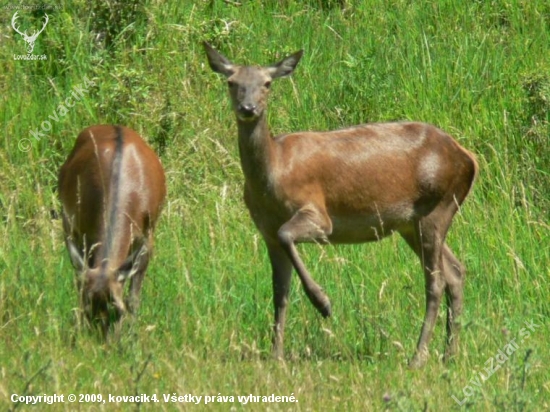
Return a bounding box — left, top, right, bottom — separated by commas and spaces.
59, 125, 166, 335
204, 42, 478, 367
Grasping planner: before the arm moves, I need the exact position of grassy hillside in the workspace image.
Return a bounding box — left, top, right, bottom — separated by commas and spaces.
0, 0, 548, 410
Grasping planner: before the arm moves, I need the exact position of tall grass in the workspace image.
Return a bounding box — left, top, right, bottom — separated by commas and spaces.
1, 0, 548, 410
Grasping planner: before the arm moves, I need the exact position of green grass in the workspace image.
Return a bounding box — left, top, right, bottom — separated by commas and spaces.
1, 0, 549, 410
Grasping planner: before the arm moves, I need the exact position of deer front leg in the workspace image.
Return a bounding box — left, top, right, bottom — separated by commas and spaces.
266, 240, 293, 359
277, 206, 332, 318
125, 241, 152, 315
126, 250, 151, 315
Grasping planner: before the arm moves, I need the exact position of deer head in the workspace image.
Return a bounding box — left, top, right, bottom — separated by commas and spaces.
66, 238, 149, 327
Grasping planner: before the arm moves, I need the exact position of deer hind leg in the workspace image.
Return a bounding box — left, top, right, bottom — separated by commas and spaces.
442, 244, 465, 362
400, 217, 447, 368
277, 206, 332, 318
266, 240, 293, 359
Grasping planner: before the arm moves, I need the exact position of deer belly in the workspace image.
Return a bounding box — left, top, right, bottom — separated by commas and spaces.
328, 215, 399, 244
326, 198, 415, 243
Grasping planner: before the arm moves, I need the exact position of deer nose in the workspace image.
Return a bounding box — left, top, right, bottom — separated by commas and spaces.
238, 103, 257, 117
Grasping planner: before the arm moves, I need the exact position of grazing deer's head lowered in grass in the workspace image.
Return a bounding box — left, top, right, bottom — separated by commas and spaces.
204, 42, 478, 367
59, 125, 166, 336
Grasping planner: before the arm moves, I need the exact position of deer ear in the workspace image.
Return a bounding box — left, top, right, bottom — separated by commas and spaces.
267, 50, 303, 79
66, 238, 85, 272
117, 244, 149, 282
203, 41, 235, 77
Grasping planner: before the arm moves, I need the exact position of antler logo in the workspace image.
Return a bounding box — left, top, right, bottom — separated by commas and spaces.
11, 12, 49, 54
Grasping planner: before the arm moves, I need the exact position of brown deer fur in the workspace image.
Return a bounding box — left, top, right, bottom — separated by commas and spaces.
59, 125, 166, 335
204, 42, 478, 367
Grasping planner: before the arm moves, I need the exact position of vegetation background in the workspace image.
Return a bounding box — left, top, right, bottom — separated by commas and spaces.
0, 0, 548, 410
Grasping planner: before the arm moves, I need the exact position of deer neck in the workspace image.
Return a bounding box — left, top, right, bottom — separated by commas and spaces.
236, 112, 274, 186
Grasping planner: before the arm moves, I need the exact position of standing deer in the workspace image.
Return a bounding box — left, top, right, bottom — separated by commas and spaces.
59, 125, 166, 335
204, 42, 478, 367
